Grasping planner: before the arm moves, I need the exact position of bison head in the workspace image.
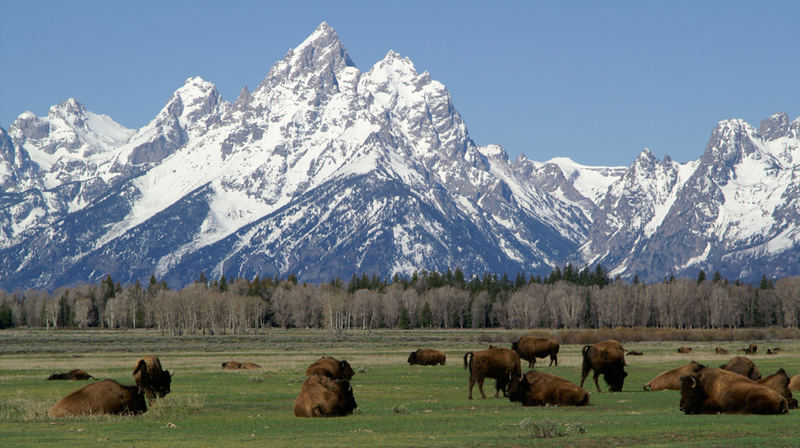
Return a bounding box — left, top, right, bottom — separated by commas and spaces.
340, 360, 355, 380
679, 374, 707, 414
504, 374, 528, 402
604, 368, 627, 392
511, 340, 519, 351
407, 351, 418, 364
337, 380, 358, 415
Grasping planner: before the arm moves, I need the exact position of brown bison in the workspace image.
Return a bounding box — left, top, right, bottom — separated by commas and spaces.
644, 361, 703, 391
222, 361, 262, 370
511, 336, 559, 368
47, 369, 93, 380
49, 379, 147, 417
679, 366, 788, 414
463, 347, 522, 400
305, 356, 355, 380
627, 350, 644, 356
293, 375, 357, 417
758, 368, 798, 409
744, 344, 758, 355
580, 340, 627, 392
677, 347, 692, 354
505, 370, 590, 406
715, 347, 729, 355
720, 356, 761, 381
789, 373, 800, 391
408, 349, 446, 366
133, 355, 172, 400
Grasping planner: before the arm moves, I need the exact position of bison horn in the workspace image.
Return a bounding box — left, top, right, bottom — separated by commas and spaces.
688, 376, 697, 388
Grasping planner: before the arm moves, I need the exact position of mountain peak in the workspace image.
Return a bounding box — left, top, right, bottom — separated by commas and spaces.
759, 112, 789, 140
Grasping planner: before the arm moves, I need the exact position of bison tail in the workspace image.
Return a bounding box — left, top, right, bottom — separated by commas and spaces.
463, 352, 473, 371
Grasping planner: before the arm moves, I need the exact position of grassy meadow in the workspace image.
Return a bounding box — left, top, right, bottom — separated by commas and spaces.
2, 328, 800, 447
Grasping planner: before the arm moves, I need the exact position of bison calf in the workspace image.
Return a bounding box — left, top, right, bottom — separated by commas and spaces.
464, 347, 522, 400
408, 349, 446, 366
506, 370, 589, 406
511, 336, 559, 368
47, 369, 93, 381
580, 340, 627, 392
49, 379, 147, 417
294, 375, 357, 417
679, 366, 787, 414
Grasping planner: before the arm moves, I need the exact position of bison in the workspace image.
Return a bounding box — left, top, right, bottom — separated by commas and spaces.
580, 340, 627, 392
293, 375, 357, 417
758, 368, 798, 409
679, 366, 788, 414
744, 344, 758, 355
49, 379, 147, 417
47, 369, 93, 381
505, 370, 590, 406
644, 361, 703, 391
715, 347, 729, 355
408, 349, 446, 366
789, 373, 800, 391
305, 356, 355, 380
222, 361, 262, 370
133, 355, 172, 400
627, 350, 644, 356
511, 336, 559, 368
677, 347, 692, 354
720, 356, 761, 381
463, 347, 522, 400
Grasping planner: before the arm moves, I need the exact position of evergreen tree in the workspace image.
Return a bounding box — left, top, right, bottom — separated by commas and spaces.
419, 302, 433, 328
697, 269, 707, 284
398, 307, 411, 329
0, 303, 14, 329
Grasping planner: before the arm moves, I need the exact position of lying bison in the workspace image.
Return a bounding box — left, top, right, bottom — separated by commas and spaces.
758, 368, 798, 409
511, 336, 559, 368
47, 369, 93, 381
222, 361, 262, 370
293, 375, 357, 417
580, 340, 627, 392
644, 361, 702, 391
49, 379, 147, 417
677, 347, 692, 354
464, 347, 522, 400
715, 347, 730, 355
306, 356, 355, 380
790, 373, 800, 392
720, 356, 761, 381
408, 349, 446, 366
506, 370, 589, 406
133, 355, 172, 400
679, 366, 788, 414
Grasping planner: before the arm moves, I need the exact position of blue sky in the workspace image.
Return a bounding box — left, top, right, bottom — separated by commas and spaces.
1, 1, 798, 166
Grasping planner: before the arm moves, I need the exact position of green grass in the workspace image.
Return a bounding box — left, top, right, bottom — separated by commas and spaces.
1, 329, 800, 447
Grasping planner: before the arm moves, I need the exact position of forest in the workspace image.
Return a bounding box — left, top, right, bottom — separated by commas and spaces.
1, 266, 799, 335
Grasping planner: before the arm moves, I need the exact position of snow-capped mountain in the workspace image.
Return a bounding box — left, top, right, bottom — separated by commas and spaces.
0, 23, 589, 290
579, 112, 800, 281
1, 23, 799, 290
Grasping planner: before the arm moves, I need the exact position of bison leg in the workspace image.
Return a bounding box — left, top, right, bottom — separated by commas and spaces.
528, 358, 535, 368
477, 375, 487, 399
580, 365, 590, 389
592, 371, 602, 393
468, 375, 476, 400
549, 354, 557, 367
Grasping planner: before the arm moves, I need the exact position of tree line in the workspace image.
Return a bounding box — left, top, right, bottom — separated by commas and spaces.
0, 266, 798, 335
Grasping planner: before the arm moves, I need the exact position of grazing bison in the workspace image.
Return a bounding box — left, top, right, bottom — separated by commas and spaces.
408, 349, 446, 366
133, 355, 172, 400
580, 340, 627, 392
644, 361, 703, 391
293, 375, 357, 417
222, 361, 262, 370
463, 347, 522, 400
305, 356, 355, 380
511, 336, 560, 368
506, 370, 590, 407
677, 347, 692, 354
758, 368, 798, 409
720, 356, 761, 381
47, 369, 93, 381
49, 379, 147, 417
715, 347, 729, 355
679, 366, 788, 414
744, 344, 758, 355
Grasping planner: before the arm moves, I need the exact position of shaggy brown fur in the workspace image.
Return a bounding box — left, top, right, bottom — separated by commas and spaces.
305, 356, 355, 380
644, 361, 703, 391
720, 356, 762, 381
506, 370, 589, 406
463, 347, 522, 400
511, 336, 560, 368
47, 369, 93, 381
293, 375, 357, 417
49, 379, 146, 417
680, 367, 787, 414
133, 355, 172, 400
580, 340, 627, 392
407, 349, 446, 366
